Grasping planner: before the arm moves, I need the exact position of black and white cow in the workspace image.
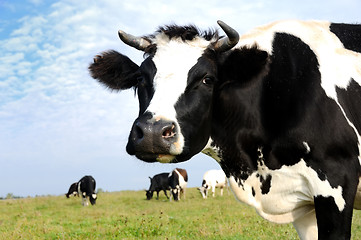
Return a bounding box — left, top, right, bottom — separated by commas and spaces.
146, 172, 170, 200
66, 175, 97, 206
89, 20, 361, 239
65, 182, 78, 198
198, 169, 227, 198
168, 168, 188, 201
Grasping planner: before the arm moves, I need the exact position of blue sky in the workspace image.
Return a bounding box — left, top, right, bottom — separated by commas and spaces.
1, 0, 360, 197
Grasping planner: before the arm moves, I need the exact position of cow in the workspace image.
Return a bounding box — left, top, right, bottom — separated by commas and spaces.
198, 169, 227, 199
89, 20, 361, 239
66, 175, 97, 206
168, 168, 188, 201
146, 172, 170, 200
65, 182, 78, 198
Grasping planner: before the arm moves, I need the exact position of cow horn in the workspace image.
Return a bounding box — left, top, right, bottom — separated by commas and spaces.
118, 30, 151, 51
213, 20, 239, 52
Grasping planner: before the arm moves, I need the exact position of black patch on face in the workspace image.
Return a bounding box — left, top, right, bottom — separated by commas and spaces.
252, 187, 256, 197
136, 57, 157, 115
172, 49, 219, 161
330, 23, 361, 53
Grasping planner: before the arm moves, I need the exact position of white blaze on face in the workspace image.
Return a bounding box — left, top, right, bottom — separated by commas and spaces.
147, 34, 210, 155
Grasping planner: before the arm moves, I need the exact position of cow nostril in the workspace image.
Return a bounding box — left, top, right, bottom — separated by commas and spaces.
135, 125, 144, 140
162, 123, 176, 139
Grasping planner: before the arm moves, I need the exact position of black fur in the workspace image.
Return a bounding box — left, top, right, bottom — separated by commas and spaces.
146, 173, 170, 200
153, 25, 218, 42
330, 23, 361, 53
89, 50, 139, 90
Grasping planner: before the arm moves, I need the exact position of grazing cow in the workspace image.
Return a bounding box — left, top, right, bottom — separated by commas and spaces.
168, 168, 188, 201
78, 175, 97, 206
65, 182, 78, 198
146, 172, 170, 200
89, 20, 361, 239
66, 176, 97, 206
198, 169, 227, 198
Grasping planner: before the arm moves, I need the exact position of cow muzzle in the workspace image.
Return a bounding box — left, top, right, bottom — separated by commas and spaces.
126, 113, 182, 163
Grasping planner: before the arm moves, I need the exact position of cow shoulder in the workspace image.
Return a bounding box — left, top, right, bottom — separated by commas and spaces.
176, 168, 188, 182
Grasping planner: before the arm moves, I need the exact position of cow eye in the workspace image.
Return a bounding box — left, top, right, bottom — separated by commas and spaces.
202, 77, 214, 86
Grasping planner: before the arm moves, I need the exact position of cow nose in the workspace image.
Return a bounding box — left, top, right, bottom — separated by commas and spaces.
126, 113, 178, 158
134, 120, 176, 144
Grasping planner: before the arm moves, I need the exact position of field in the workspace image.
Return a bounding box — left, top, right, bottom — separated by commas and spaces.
1, 188, 361, 239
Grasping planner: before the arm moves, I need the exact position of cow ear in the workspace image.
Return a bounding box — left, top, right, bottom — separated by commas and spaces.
220, 46, 269, 85
89, 50, 139, 90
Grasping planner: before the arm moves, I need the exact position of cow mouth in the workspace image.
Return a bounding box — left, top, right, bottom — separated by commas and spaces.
134, 152, 176, 163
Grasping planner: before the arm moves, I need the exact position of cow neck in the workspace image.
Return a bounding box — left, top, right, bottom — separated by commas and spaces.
211, 77, 265, 180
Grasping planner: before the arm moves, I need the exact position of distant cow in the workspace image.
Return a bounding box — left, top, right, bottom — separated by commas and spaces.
198, 170, 227, 199
146, 172, 170, 200
78, 175, 97, 206
66, 175, 97, 206
168, 168, 188, 201
66, 182, 78, 198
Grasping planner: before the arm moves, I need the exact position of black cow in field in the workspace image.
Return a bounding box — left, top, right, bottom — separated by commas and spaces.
146, 172, 170, 200
168, 168, 188, 201
89, 20, 361, 239
66, 175, 97, 206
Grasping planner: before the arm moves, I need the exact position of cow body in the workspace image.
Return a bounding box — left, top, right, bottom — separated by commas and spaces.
66, 176, 97, 205
146, 172, 170, 200
89, 20, 361, 239
168, 168, 188, 201
198, 169, 227, 198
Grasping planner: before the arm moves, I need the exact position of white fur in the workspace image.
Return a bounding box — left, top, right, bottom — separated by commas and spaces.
229, 156, 345, 223
147, 34, 211, 157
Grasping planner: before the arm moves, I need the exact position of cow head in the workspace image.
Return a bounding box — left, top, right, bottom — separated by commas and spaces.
170, 185, 181, 201
198, 181, 209, 198
89, 21, 239, 163
89, 193, 97, 205
145, 190, 153, 200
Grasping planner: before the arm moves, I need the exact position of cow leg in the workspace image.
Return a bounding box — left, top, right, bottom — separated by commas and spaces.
82, 196, 88, 206
163, 190, 169, 199
220, 187, 224, 196
314, 195, 354, 240
292, 209, 318, 240
156, 191, 159, 200
212, 186, 215, 197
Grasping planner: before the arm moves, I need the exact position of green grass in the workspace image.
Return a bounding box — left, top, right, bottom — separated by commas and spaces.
0, 188, 360, 239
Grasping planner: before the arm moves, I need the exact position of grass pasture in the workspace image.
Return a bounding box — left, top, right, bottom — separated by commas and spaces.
1, 188, 361, 239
